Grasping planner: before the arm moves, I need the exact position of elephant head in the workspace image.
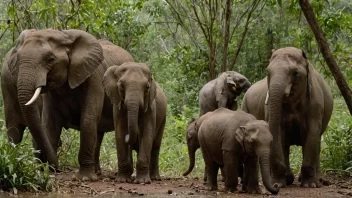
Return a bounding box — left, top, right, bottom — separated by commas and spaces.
215, 71, 251, 99
265, 47, 311, 175
182, 119, 198, 176
103, 62, 156, 145
8, 29, 104, 166
235, 120, 279, 194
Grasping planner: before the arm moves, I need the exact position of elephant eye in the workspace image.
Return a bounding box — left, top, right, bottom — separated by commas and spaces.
293, 70, 299, 77
238, 79, 244, 83
48, 57, 56, 64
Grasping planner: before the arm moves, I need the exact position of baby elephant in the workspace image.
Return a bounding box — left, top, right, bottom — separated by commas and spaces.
103, 62, 167, 184
198, 108, 279, 194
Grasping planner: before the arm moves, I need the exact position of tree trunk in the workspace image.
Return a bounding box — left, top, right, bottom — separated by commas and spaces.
299, 0, 352, 115
221, 0, 231, 72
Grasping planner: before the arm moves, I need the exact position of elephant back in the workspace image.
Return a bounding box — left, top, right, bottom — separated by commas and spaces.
241, 78, 267, 120
99, 40, 134, 67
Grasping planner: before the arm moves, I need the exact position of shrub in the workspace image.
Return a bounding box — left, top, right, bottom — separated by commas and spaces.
0, 132, 55, 192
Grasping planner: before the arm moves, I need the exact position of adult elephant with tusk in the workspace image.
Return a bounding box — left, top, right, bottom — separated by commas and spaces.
242, 47, 333, 188
1, 29, 134, 181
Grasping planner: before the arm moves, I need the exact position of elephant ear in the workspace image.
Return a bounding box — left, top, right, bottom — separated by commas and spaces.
63, 29, 104, 89
215, 73, 227, 102
235, 126, 246, 150
302, 50, 312, 98
103, 66, 121, 106
145, 74, 157, 112
8, 29, 36, 76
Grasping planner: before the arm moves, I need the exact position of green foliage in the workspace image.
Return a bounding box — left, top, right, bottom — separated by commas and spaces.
321, 99, 352, 174
0, 132, 55, 191
159, 108, 204, 177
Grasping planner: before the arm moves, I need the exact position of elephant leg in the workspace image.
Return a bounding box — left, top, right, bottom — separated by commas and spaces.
150, 119, 165, 181
135, 123, 153, 184
223, 151, 238, 192
206, 162, 219, 191
95, 131, 104, 175
301, 123, 321, 188
244, 157, 261, 194
284, 145, 294, 186
238, 163, 244, 184
200, 148, 217, 190
116, 113, 133, 183
41, 95, 64, 165
74, 87, 105, 182
220, 167, 226, 182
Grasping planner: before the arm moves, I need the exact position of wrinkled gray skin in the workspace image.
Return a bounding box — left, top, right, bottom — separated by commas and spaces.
1, 29, 134, 181
103, 62, 167, 184
198, 108, 279, 194
242, 47, 333, 188
199, 71, 251, 116
182, 113, 218, 181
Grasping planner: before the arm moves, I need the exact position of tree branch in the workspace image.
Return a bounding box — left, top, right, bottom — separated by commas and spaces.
229, 0, 260, 71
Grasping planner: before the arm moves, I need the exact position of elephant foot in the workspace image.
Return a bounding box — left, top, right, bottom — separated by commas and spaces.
246, 186, 262, 194
272, 177, 286, 188
95, 167, 102, 175
301, 178, 320, 188
134, 174, 151, 184
300, 166, 320, 188
150, 173, 161, 181
72, 167, 98, 181
286, 172, 295, 186
208, 185, 218, 191
225, 186, 236, 193
116, 173, 133, 183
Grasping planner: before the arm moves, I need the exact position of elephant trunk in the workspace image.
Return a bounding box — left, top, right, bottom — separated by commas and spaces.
183, 143, 196, 176
268, 74, 287, 176
17, 64, 58, 167
258, 149, 279, 194
126, 102, 139, 145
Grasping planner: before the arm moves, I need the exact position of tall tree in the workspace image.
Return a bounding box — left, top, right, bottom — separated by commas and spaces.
299, 0, 352, 115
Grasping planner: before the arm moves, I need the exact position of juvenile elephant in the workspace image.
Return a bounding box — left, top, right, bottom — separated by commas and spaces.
1, 29, 134, 181
103, 62, 167, 184
199, 71, 251, 116
198, 108, 279, 194
182, 112, 219, 181
242, 47, 333, 188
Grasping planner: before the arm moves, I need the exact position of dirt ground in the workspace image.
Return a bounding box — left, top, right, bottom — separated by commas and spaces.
3, 168, 352, 198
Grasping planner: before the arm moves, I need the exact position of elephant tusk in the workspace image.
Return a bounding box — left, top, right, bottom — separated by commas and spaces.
25, 87, 42, 106
265, 91, 269, 105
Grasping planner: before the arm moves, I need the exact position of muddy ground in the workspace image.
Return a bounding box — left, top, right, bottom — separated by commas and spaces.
2, 168, 352, 198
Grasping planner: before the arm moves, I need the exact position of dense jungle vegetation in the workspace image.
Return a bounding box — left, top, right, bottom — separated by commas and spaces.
0, 0, 351, 191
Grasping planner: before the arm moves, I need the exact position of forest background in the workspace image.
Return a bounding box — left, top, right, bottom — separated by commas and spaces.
0, 0, 350, 191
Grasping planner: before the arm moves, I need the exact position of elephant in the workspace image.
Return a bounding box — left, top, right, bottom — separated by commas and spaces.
182, 113, 217, 181
241, 47, 333, 188
199, 71, 251, 116
1, 29, 134, 181
103, 62, 167, 184
198, 108, 279, 194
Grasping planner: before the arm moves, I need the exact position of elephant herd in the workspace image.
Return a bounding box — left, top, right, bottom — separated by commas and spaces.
183, 47, 333, 194
1, 28, 333, 194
